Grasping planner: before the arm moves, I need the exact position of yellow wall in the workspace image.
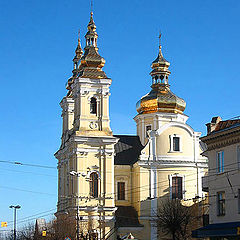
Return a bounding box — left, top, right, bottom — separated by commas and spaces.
156, 126, 193, 156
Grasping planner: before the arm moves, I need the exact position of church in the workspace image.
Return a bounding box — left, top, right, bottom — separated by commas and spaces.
54, 11, 208, 240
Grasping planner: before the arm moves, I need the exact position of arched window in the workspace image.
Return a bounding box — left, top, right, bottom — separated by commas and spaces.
90, 97, 97, 114
90, 172, 98, 198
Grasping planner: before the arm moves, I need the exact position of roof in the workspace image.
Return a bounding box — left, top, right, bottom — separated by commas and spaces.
192, 221, 240, 238
114, 135, 144, 165
115, 206, 143, 228
213, 119, 240, 132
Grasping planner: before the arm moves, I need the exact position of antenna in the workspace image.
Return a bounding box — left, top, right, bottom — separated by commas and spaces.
78, 29, 80, 39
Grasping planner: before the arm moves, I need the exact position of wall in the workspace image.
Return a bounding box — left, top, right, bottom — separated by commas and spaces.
208, 142, 240, 224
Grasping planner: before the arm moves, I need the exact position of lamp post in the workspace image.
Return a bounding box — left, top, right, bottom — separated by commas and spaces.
9, 205, 21, 240
69, 171, 86, 240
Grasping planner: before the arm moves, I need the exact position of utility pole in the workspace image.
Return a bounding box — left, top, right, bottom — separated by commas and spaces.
9, 205, 21, 240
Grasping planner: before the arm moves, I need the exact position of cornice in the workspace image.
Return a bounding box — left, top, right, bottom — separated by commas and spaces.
201, 128, 240, 151
75, 77, 112, 86
137, 160, 208, 169
73, 135, 119, 146
137, 155, 208, 168
134, 111, 189, 123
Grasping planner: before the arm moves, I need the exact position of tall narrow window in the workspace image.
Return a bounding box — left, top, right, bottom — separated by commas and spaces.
90, 172, 98, 198
217, 192, 225, 216
117, 182, 125, 200
237, 146, 240, 170
217, 151, 224, 173
146, 125, 151, 137
173, 137, 180, 151
172, 176, 183, 199
90, 97, 97, 114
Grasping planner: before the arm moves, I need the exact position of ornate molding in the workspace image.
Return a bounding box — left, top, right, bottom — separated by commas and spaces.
89, 121, 98, 129
80, 89, 89, 96
204, 134, 240, 151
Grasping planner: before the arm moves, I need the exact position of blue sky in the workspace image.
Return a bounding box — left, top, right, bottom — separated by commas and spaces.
0, 0, 240, 233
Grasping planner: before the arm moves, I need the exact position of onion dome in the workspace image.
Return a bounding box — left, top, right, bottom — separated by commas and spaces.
78, 12, 107, 79
136, 35, 186, 114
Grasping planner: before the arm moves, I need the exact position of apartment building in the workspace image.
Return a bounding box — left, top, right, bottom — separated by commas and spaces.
193, 116, 240, 239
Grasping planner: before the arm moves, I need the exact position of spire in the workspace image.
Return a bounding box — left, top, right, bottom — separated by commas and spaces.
85, 11, 98, 48
153, 32, 168, 64
78, 11, 107, 79
72, 30, 83, 75
90, 0, 93, 15
75, 30, 83, 57
150, 33, 171, 86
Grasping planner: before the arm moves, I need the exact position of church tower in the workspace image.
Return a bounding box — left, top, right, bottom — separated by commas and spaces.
135, 34, 187, 145
128, 36, 208, 239
55, 12, 117, 240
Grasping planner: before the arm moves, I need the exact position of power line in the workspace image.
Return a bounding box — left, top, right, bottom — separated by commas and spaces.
0, 157, 238, 176
4, 211, 56, 229
0, 160, 228, 200
0, 186, 56, 196
55, 166, 239, 202
0, 167, 57, 177
7, 208, 57, 224
0, 160, 56, 169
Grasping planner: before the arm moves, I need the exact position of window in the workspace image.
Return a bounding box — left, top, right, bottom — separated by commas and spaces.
237, 146, 240, 170
238, 189, 240, 214
170, 135, 181, 152
217, 151, 224, 173
90, 97, 97, 114
146, 125, 151, 137
90, 172, 98, 198
217, 192, 225, 216
173, 137, 180, 151
172, 176, 183, 199
117, 182, 125, 200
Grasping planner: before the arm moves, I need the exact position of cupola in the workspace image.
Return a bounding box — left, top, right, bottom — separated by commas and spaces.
136, 34, 186, 115
78, 12, 107, 79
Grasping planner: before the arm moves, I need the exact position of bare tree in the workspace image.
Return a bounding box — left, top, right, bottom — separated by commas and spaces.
156, 199, 197, 240
3, 223, 34, 240
18, 223, 35, 240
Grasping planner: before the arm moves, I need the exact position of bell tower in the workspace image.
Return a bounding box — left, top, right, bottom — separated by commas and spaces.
55, 12, 117, 240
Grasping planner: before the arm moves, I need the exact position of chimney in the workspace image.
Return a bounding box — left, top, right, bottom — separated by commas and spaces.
206, 116, 222, 134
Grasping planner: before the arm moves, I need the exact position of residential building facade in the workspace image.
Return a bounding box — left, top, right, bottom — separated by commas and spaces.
193, 117, 240, 239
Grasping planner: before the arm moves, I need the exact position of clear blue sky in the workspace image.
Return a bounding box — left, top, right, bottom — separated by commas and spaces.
1, 0, 240, 233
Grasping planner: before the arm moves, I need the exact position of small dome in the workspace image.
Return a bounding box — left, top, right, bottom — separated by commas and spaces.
136, 35, 186, 115
136, 84, 186, 114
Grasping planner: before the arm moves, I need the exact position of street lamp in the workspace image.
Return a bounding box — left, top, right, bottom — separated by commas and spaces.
69, 170, 86, 178
9, 205, 21, 240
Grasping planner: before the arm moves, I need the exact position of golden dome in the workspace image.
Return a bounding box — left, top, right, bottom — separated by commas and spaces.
79, 12, 107, 79
136, 35, 186, 115
136, 84, 186, 114
66, 12, 108, 96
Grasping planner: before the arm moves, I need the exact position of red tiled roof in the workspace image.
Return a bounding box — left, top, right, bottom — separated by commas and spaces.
214, 119, 240, 132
